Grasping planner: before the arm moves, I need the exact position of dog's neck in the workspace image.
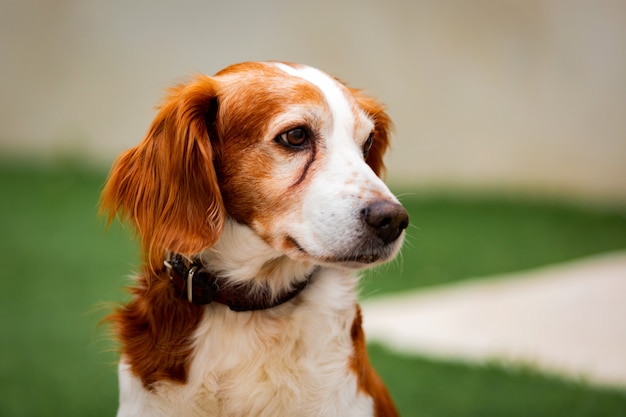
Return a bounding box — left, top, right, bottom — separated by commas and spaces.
166, 252, 317, 310
196, 219, 316, 301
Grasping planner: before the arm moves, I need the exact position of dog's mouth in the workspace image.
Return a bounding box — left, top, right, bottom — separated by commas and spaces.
286, 235, 396, 269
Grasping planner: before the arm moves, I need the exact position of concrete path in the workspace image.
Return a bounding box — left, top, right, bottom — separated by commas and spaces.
362, 251, 626, 389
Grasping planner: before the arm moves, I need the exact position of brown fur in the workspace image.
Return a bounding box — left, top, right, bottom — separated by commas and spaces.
108, 271, 204, 388
101, 62, 398, 411
351, 306, 399, 417
350, 87, 392, 178
100, 76, 225, 274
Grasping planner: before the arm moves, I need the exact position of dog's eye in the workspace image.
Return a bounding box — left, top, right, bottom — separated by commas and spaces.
276, 128, 309, 148
362, 133, 374, 158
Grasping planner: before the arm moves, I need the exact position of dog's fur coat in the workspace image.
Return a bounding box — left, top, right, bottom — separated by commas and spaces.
102, 61, 408, 417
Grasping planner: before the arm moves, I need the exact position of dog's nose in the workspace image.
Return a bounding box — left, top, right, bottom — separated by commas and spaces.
361, 200, 409, 245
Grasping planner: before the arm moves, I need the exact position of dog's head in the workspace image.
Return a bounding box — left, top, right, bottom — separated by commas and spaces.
102, 62, 408, 272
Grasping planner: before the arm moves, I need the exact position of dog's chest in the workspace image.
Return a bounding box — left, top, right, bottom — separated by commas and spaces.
118, 272, 375, 417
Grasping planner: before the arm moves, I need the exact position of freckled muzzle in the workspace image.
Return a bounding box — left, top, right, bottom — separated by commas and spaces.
327, 198, 409, 267
286, 197, 409, 267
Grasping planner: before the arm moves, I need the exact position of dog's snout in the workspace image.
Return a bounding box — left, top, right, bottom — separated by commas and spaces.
361, 200, 409, 245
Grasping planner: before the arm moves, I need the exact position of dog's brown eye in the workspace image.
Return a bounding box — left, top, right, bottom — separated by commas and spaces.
277, 128, 309, 148
363, 133, 374, 158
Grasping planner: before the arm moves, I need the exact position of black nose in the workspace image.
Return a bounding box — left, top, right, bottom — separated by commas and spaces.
361, 200, 409, 245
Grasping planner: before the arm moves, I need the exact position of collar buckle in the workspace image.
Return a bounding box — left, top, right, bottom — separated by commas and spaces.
187, 266, 198, 303
165, 253, 215, 305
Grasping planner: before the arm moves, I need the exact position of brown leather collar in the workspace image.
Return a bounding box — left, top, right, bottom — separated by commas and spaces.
164, 253, 317, 312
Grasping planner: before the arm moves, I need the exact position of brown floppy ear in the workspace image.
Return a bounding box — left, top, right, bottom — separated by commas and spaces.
100, 75, 224, 272
351, 89, 393, 178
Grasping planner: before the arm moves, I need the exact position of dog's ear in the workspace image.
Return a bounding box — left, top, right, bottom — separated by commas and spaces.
351, 89, 393, 178
101, 75, 224, 271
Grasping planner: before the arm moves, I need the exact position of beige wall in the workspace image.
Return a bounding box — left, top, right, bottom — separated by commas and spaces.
1, 0, 625, 200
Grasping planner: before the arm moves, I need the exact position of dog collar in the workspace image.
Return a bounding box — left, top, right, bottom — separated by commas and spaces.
164, 253, 317, 312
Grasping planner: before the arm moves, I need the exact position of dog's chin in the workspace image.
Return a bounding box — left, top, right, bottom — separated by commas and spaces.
288, 236, 404, 270
329, 247, 401, 270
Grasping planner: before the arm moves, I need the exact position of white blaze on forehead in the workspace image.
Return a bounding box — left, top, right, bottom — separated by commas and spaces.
271, 63, 397, 260
273, 63, 373, 145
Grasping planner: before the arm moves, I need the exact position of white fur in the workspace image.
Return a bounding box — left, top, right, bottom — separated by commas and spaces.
117, 222, 374, 417
275, 63, 403, 264
116, 63, 402, 417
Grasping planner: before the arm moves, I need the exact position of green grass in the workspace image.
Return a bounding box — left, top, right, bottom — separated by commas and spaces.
0, 163, 134, 416
1, 162, 625, 416
362, 192, 626, 296
370, 345, 626, 417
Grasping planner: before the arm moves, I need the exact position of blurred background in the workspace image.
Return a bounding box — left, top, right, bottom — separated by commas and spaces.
2, 0, 626, 199
1, 1, 625, 416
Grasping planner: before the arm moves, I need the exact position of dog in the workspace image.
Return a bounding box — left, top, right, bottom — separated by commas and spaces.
101, 61, 409, 417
